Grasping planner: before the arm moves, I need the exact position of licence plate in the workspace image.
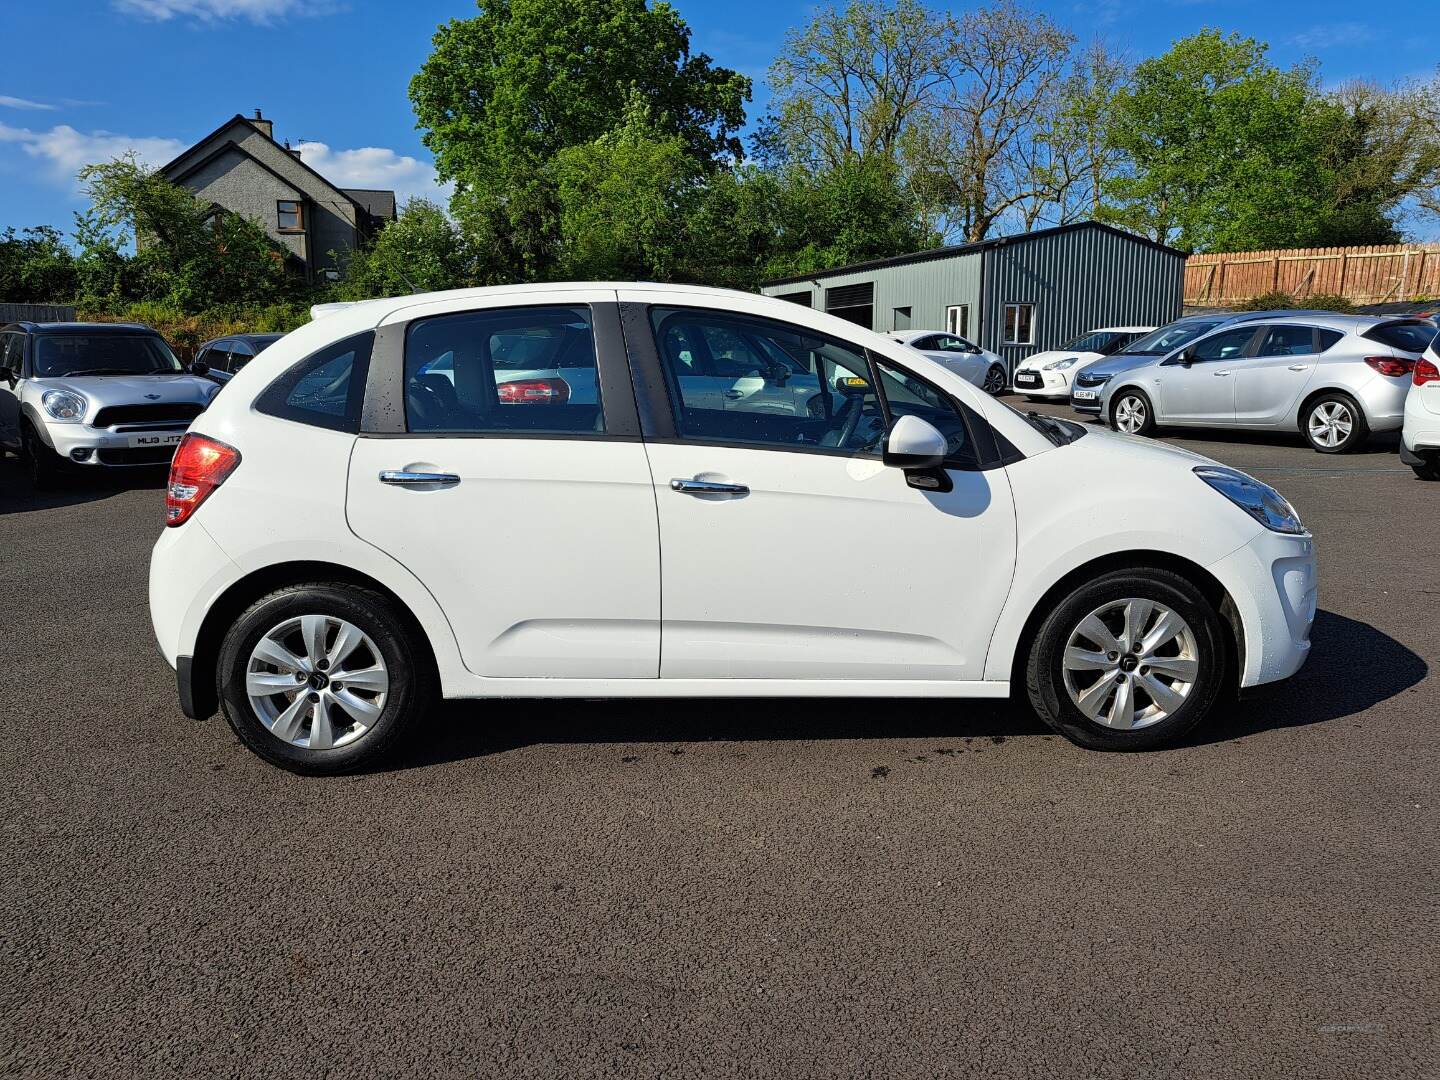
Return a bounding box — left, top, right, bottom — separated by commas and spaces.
1015, 372, 1040, 385
1073, 390, 1097, 401
128, 432, 185, 449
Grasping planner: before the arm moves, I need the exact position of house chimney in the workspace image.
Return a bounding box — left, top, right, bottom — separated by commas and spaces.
251, 109, 274, 140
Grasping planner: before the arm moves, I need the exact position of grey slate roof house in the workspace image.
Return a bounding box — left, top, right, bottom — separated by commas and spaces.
760, 221, 1186, 373
159, 111, 396, 279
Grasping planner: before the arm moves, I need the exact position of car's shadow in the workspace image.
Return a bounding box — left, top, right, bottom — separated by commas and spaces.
380, 609, 1426, 771
1152, 426, 1402, 456
0, 457, 167, 514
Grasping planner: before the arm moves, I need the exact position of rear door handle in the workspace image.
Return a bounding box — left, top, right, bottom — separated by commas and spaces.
379, 470, 460, 486
1213, 370, 1232, 377
670, 478, 749, 496
1288, 364, 1310, 371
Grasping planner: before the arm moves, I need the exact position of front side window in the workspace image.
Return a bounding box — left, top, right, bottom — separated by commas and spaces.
33, 334, 182, 377
1256, 326, 1315, 358
874, 360, 977, 467
1187, 327, 1258, 362
256, 331, 372, 432
404, 306, 603, 435
1, 333, 20, 374
651, 307, 886, 454
932, 335, 978, 354
277, 200, 304, 233
1003, 304, 1035, 345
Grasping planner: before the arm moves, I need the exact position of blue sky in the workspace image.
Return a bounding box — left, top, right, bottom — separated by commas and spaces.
1, 1, 1433, 237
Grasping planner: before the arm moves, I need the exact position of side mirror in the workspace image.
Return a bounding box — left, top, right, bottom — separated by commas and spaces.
189, 361, 210, 377
884, 414, 948, 469
1172, 349, 1194, 367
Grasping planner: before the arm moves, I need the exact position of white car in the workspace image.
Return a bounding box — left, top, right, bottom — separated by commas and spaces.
1401, 337, 1440, 479
149, 283, 1317, 774
892, 330, 1008, 395
1011, 326, 1154, 400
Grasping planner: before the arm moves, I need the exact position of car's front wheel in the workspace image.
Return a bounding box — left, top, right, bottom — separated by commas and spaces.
21, 422, 63, 490
982, 365, 1007, 395
1110, 389, 1156, 436
1024, 568, 1226, 750
217, 583, 434, 774
1303, 392, 1368, 453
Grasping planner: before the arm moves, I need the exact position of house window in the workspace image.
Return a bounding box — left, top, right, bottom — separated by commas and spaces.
946, 304, 970, 338
277, 200, 305, 233
1003, 303, 1035, 346
892, 306, 912, 331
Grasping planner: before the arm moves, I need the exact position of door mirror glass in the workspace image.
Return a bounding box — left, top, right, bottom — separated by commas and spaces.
883, 414, 948, 469
189, 360, 210, 377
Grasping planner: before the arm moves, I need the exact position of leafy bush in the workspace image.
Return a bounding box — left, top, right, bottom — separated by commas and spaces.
76, 301, 313, 358
1235, 290, 1357, 313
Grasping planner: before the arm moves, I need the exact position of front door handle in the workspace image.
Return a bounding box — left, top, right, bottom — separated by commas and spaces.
1288, 364, 1310, 371
379, 469, 460, 486
722, 389, 744, 399
670, 478, 749, 496
1213, 370, 1232, 376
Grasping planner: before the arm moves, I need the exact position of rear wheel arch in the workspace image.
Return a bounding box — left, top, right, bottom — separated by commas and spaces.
1007, 550, 1242, 694
1295, 386, 1362, 431
189, 561, 440, 721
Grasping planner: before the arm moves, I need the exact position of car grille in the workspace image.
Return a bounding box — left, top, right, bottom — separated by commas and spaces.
1074, 372, 1112, 388
91, 403, 204, 428
96, 447, 178, 466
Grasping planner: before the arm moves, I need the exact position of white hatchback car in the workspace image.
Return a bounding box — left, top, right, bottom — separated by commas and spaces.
1011, 326, 1154, 400
150, 283, 1318, 774
1401, 338, 1440, 480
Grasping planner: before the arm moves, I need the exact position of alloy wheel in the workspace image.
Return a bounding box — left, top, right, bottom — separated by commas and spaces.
1308, 401, 1353, 449
983, 367, 1006, 395
1114, 396, 1147, 434
1061, 598, 1199, 730
245, 614, 389, 749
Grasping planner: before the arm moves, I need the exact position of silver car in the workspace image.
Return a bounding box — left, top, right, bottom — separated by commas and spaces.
1087, 314, 1434, 453
0, 321, 218, 487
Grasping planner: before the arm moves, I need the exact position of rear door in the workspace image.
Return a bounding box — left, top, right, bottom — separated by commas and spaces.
1233, 324, 1323, 426
345, 292, 660, 679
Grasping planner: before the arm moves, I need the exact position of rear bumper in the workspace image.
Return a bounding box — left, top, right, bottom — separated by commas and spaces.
1207, 529, 1317, 688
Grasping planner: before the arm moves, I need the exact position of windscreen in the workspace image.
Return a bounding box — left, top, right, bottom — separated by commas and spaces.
34, 334, 182, 377
1117, 319, 1227, 356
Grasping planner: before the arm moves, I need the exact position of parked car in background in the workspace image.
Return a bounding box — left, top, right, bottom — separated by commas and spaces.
1090, 314, 1431, 453
1401, 335, 1440, 479
1011, 326, 1154, 400
194, 333, 285, 384
892, 330, 1008, 395
1070, 310, 1359, 417
0, 321, 218, 487
150, 283, 1316, 774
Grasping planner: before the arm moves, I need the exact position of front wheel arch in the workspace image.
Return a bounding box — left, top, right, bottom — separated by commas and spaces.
1109, 386, 1155, 433
190, 561, 440, 721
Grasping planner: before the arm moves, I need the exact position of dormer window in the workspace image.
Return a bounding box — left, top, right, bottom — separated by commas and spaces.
277, 200, 305, 233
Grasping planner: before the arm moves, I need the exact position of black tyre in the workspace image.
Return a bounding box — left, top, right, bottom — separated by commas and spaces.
1409, 453, 1439, 481
217, 582, 435, 775
1302, 392, 1368, 454
982, 365, 1007, 396
1024, 568, 1226, 751
21, 422, 63, 490
1110, 388, 1156, 436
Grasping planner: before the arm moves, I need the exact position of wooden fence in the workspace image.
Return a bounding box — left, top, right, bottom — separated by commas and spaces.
1184, 245, 1440, 306
0, 303, 76, 323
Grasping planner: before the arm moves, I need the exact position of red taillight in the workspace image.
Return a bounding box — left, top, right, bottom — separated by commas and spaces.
165, 433, 241, 527
1364, 356, 1416, 378
1415, 357, 1440, 386
496, 378, 570, 404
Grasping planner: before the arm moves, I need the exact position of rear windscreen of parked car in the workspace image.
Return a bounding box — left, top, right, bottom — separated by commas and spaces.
1063, 331, 1122, 353
34, 334, 182, 377
404, 306, 603, 435
1362, 321, 1438, 353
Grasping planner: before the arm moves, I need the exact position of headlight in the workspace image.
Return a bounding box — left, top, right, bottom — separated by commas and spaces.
1044, 357, 1079, 370
1194, 466, 1305, 534
41, 389, 88, 422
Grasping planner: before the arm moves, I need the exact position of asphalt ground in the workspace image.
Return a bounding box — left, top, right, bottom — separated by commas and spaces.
1, 399, 1435, 1079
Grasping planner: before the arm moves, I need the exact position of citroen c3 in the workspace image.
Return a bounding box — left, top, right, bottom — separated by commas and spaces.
149, 283, 1318, 774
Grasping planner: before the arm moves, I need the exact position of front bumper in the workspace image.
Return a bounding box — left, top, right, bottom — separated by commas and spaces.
1012, 368, 1073, 397
1207, 529, 1317, 688
39, 421, 186, 466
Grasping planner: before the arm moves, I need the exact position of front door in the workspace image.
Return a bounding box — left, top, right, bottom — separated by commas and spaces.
629, 298, 1016, 681
1155, 325, 1259, 424
1233, 324, 1320, 426
0, 334, 21, 450
345, 296, 660, 679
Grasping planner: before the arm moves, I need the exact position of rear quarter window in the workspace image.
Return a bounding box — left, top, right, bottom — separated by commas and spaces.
1362, 321, 1437, 353
255, 332, 373, 433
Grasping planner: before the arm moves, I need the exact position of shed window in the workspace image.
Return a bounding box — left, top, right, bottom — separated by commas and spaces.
277, 200, 305, 233
946, 304, 970, 338
1003, 303, 1035, 346
824, 282, 874, 330
776, 291, 812, 307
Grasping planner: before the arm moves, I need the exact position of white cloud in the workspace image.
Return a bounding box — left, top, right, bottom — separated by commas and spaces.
0, 95, 57, 111
112, 0, 336, 22
1289, 23, 1378, 50
0, 121, 185, 185
295, 141, 451, 207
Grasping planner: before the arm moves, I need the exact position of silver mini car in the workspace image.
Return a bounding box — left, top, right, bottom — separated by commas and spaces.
1084, 315, 1434, 453
0, 321, 218, 486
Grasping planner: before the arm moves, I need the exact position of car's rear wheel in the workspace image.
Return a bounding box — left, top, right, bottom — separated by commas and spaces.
1303, 392, 1367, 454
1025, 568, 1226, 750
1110, 389, 1156, 436
21, 422, 63, 490
217, 583, 434, 775
983, 365, 1007, 395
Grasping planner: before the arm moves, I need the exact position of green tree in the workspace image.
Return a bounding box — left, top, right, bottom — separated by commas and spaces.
0, 226, 77, 303
409, 0, 750, 281
337, 198, 475, 299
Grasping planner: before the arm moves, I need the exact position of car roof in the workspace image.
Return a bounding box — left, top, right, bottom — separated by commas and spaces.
4, 321, 159, 335
1088, 326, 1155, 334
1216, 313, 1429, 333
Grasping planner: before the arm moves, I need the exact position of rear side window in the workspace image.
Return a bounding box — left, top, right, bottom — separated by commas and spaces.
1255, 326, 1314, 357
1363, 321, 1437, 353
1317, 328, 1344, 352
256, 331, 372, 433
404, 306, 602, 435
